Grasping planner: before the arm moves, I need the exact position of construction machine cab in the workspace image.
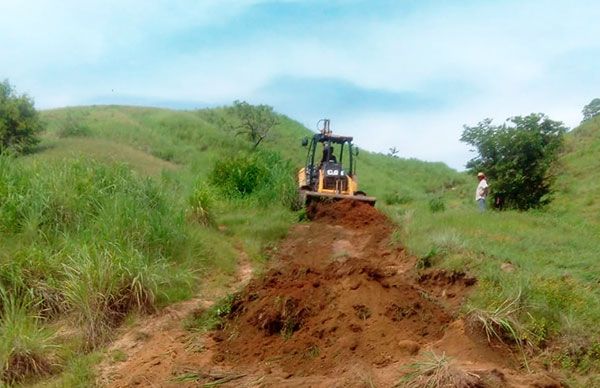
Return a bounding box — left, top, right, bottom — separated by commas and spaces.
298, 119, 375, 206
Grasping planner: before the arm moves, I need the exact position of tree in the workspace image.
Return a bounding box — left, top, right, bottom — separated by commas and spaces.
582, 98, 600, 122
0, 80, 42, 154
387, 147, 399, 158
461, 113, 567, 210
226, 100, 279, 149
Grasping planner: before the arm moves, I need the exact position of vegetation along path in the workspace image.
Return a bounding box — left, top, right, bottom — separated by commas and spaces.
98, 201, 561, 387
97, 248, 254, 386
3, 105, 598, 386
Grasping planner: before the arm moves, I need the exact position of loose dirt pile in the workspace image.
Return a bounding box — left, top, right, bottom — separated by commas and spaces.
213, 200, 465, 377
100, 200, 563, 387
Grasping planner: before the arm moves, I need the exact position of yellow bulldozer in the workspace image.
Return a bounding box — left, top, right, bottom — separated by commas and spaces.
298, 119, 376, 206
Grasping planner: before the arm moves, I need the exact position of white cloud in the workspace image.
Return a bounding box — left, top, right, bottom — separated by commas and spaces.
1, 0, 599, 167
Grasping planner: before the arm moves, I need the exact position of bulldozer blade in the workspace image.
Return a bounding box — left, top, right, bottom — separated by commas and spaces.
302, 191, 376, 206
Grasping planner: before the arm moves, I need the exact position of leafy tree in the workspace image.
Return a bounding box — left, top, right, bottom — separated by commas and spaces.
387, 146, 399, 158
226, 100, 279, 149
582, 98, 600, 122
461, 113, 567, 210
0, 80, 42, 154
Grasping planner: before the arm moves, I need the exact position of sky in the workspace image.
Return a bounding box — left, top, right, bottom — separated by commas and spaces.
1, 0, 599, 169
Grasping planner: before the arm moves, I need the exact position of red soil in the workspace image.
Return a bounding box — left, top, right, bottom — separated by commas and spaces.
213, 200, 455, 376
99, 200, 563, 387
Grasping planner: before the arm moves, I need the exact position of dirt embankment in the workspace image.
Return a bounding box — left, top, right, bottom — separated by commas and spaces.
214, 201, 462, 374
99, 200, 562, 387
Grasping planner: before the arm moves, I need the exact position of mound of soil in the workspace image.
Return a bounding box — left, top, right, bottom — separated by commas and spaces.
307, 199, 388, 228
99, 200, 563, 387
212, 200, 472, 376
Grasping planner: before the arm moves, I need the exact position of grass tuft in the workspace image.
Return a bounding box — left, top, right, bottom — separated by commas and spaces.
185, 294, 237, 333
466, 291, 525, 346
466, 290, 531, 371
187, 182, 215, 226
61, 247, 161, 349
0, 287, 56, 385
397, 351, 480, 388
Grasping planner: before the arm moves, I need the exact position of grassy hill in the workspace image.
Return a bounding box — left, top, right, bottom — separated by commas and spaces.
553, 115, 600, 227
0, 104, 598, 386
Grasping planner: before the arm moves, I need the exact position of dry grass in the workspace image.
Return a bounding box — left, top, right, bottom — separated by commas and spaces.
467, 294, 523, 344
2, 353, 52, 385
0, 288, 56, 385
397, 351, 481, 388
466, 291, 531, 371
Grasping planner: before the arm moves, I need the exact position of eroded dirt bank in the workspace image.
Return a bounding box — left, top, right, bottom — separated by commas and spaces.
99, 200, 561, 387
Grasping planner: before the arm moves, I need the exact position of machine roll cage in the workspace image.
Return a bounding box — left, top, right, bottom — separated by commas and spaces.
301, 120, 358, 188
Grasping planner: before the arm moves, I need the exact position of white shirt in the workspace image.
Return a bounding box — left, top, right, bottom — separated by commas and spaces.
476, 178, 488, 201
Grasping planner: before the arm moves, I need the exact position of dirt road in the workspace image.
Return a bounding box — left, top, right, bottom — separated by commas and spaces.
98, 200, 560, 387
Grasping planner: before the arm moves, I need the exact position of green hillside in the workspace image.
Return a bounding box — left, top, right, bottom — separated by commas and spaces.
1, 105, 598, 386
553, 115, 600, 227
39, 105, 463, 198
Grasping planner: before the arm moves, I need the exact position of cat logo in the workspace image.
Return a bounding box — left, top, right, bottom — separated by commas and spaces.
326, 169, 344, 176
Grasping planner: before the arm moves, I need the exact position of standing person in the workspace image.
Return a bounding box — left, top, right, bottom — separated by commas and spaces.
475, 172, 489, 212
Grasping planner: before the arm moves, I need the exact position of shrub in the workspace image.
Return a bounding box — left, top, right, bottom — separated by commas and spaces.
251, 151, 296, 208
210, 154, 269, 197
461, 113, 566, 210
209, 151, 295, 207
428, 196, 446, 213
185, 293, 236, 332
582, 98, 600, 122
0, 80, 43, 154
466, 291, 531, 371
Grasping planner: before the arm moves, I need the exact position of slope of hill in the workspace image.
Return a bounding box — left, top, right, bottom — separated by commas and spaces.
1, 105, 598, 386
380, 117, 600, 385
552, 115, 600, 227
40, 105, 463, 197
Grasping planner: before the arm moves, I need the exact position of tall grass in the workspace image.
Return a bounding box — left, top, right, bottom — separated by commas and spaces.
381, 145, 600, 378
32, 104, 600, 382
0, 154, 245, 383
61, 246, 166, 348
209, 150, 296, 207
0, 105, 305, 384
0, 287, 55, 385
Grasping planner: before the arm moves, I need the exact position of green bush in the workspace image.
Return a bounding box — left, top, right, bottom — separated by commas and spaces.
209, 150, 296, 207
210, 153, 269, 197
461, 113, 566, 210
582, 98, 600, 122
0, 80, 43, 154
428, 196, 446, 213
185, 293, 235, 332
